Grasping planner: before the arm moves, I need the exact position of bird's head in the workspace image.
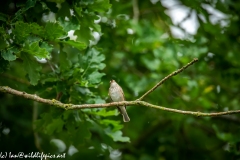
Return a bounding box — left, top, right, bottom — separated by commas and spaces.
110, 80, 115, 84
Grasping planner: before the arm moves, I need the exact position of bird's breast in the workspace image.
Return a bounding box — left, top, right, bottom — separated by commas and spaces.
110, 87, 123, 102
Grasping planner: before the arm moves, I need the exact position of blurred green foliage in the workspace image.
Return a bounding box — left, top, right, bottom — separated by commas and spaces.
1, 0, 240, 159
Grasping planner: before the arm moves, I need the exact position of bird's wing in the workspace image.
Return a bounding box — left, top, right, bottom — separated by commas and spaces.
118, 85, 125, 101
108, 88, 113, 102
119, 86, 127, 109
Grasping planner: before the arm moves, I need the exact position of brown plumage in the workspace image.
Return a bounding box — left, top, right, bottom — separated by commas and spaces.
109, 80, 130, 122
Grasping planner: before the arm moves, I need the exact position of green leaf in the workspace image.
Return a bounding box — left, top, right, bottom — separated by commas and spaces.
0, 27, 8, 49
59, 51, 72, 71
213, 125, 234, 142
78, 47, 105, 70
45, 2, 59, 13
88, 0, 112, 12
34, 113, 51, 132
13, 0, 37, 21
1, 47, 18, 61
0, 12, 8, 22
40, 74, 58, 84
105, 129, 130, 142
78, 122, 92, 140
21, 53, 42, 85
44, 22, 66, 40
74, 28, 92, 46
78, 47, 106, 84
65, 120, 92, 145
73, 13, 101, 46
0, 26, 5, 35
57, 1, 71, 18
100, 119, 124, 132
47, 0, 65, 3
58, 17, 80, 32
88, 71, 105, 84
141, 57, 160, 71
87, 109, 117, 117
59, 39, 87, 51
0, 39, 7, 50
40, 41, 53, 53
74, 6, 82, 17
72, 129, 90, 145
30, 23, 45, 37
45, 118, 65, 135
13, 21, 31, 43
25, 0, 37, 10
88, 17, 101, 33
22, 41, 50, 59
93, 96, 106, 104
90, 48, 105, 63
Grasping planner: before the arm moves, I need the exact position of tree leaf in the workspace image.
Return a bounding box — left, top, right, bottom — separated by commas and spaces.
40, 41, 53, 53
13, 0, 37, 21
1, 47, 18, 61
21, 53, 42, 85
59, 51, 72, 71
0, 27, 7, 50
0, 12, 8, 22
88, 0, 112, 12
105, 129, 130, 142
74, 28, 92, 46
44, 22, 66, 40
58, 17, 80, 32
87, 109, 117, 117
13, 21, 31, 43
45, 118, 65, 135
88, 71, 105, 84
59, 39, 87, 51
77, 47, 106, 84
22, 41, 50, 59
30, 23, 45, 37
100, 119, 124, 132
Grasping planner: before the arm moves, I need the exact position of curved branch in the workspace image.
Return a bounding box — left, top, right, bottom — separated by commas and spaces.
1, 86, 240, 117
137, 58, 198, 101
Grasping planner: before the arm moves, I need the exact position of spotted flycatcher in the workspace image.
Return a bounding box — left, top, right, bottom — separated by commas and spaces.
109, 80, 130, 122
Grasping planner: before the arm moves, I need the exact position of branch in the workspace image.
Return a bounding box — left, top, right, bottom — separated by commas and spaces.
137, 58, 198, 101
132, 0, 139, 22
1, 58, 239, 118
1, 73, 30, 85
32, 101, 43, 152
1, 86, 240, 117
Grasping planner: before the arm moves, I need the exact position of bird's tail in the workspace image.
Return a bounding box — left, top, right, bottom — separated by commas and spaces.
119, 106, 130, 122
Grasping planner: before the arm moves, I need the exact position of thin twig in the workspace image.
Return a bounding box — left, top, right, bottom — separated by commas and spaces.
1, 73, 30, 85
137, 58, 198, 101
1, 86, 240, 117
32, 101, 44, 152
132, 0, 139, 22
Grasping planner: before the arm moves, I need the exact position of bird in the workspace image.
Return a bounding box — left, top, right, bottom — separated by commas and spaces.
109, 80, 130, 122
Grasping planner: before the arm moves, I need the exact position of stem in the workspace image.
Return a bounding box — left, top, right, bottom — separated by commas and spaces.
137, 58, 198, 101
132, 0, 139, 22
